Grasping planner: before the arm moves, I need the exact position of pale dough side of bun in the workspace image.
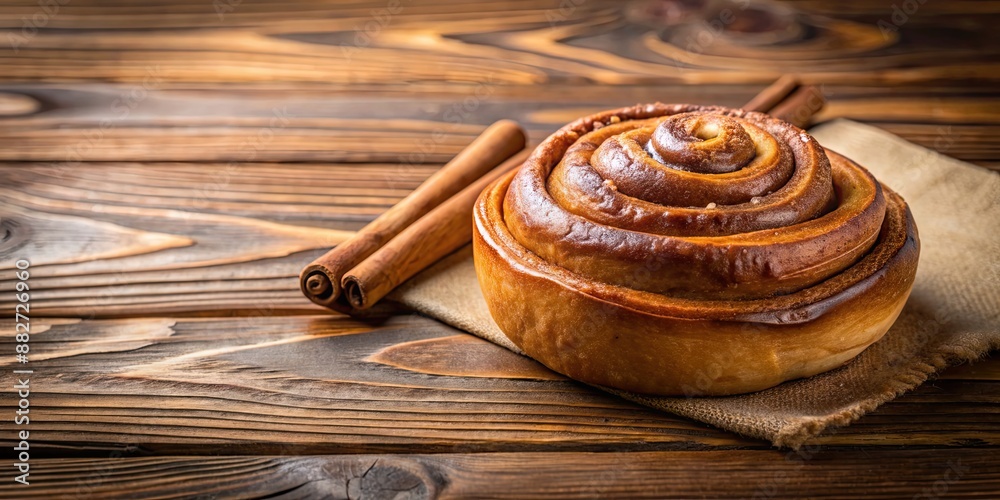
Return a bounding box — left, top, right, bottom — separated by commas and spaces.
474, 173, 917, 395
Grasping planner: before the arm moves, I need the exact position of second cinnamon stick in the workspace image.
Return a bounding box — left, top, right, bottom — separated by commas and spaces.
342, 149, 530, 310
767, 85, 827, 129
744, 75, 826, 129
744, 74, 800, 113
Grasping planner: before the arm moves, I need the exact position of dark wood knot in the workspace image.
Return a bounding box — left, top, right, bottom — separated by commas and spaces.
346, 459, 443, 500
0, 217, 30, 257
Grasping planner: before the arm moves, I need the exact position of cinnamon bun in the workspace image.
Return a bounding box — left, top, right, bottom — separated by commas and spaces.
473, 104, 919, 396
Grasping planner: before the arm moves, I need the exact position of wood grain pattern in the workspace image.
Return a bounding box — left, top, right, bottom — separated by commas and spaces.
3, 450, 998, 499
0, 0, 997, 496
0, 162, 411, 317
0, 0, 996, 86
0, 85, 995, 168
0, 315, 996, 457
0, 315, 758, 455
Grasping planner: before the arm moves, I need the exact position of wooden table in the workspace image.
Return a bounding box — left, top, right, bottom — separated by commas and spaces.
1, 0, 997, 498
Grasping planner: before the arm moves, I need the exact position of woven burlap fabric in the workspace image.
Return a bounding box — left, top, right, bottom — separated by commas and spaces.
387, 119, 1000, 448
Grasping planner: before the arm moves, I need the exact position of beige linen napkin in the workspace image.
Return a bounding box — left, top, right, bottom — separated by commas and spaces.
387, 119, 1000, 449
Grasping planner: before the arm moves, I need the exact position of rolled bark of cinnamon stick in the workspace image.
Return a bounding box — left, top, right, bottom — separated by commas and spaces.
300, 120, 527, 307
767, 85, 827, 129
743, 75, 826, 129
743, 74, 800, 113
342, 149, 531, 310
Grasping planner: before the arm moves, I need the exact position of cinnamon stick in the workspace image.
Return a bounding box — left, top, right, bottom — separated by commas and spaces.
300, 120, 526, 307
767, 85, 827, 129
342, 149, 530, 310
744, 74, 800, 113
744, 75, 826, 128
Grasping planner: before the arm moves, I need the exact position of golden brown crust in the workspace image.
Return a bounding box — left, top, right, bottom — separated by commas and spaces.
472, 103, 920, 396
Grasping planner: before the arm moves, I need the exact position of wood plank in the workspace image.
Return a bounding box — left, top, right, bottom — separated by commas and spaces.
0, 0, 997, 86
0, 316, 996, 456
0, 85, 996, 166
0, 161, 407, 317
3, 450, 998, 499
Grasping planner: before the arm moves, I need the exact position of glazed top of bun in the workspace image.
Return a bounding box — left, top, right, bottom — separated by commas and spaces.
492, 103, 914, 322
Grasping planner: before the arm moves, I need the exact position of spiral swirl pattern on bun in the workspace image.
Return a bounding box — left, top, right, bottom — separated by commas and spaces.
473, 104, 919, 396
